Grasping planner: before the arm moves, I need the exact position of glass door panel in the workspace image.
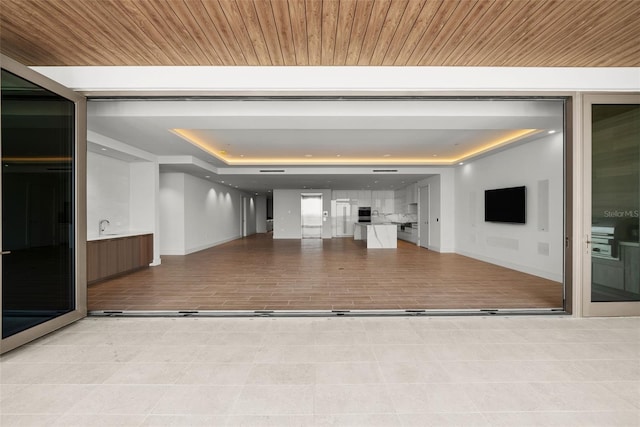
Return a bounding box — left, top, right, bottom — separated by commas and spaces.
1, 68, 76, 339
586, 95, 640, 316
1, 56, 86, 354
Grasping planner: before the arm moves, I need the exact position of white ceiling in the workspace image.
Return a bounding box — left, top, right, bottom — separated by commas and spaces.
87, 98, 564, 194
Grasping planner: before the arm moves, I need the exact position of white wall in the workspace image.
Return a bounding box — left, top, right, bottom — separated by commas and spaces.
273, 189, 332, 239
160, 172, 250, 255
242, 195, 257, 236
87, 152, 130, 237
454, 133, 564, 281
159, 173, 186, 255
407, 170, 456, 253
130, 161, 161, 264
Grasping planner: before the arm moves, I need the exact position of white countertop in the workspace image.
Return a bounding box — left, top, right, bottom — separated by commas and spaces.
87, 231, 152, 241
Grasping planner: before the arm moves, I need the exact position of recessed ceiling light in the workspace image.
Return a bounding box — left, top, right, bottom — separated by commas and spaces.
548, 130, 556, 134
304, 154, 313, 158
432, 154, 438, 157
205, 175, 210, 178
101, 148, 107, 151
336, 154, 341, 157
221, 181, 225, 183
240, 154, 245, 157
255, 193, 258, 195
459, 162, 464, 165
383, 154, 391, 157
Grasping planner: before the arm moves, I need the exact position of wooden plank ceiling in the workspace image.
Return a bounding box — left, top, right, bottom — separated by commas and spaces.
1, 0, 639, 67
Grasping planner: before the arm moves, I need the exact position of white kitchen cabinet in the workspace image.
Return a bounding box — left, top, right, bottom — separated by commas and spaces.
371, 190, 381, 209
380, 190, 394, 213
342, 190, 356, 202
370, 190, 393, 213
394, 189, 405, 212
333, 190, 348, 200
358, 190, 372, 206
592, 256, 624, 290
406, 183, 418, 204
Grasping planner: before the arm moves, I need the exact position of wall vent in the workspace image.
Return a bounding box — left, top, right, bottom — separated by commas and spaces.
372, 169, 398, 173
259, 169, 286, 173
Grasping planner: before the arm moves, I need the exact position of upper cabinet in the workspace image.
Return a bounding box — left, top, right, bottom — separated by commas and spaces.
372, 190, 394, 213
406, 183, 418, 205
333, 190, 394, 213
395, 183, 418, 212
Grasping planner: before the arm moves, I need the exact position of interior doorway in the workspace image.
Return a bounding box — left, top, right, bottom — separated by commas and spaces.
301, 194, 323, 239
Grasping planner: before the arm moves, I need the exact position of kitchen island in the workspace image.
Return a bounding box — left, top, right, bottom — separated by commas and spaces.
354, 223, 397, 248
87, 232, 154, 284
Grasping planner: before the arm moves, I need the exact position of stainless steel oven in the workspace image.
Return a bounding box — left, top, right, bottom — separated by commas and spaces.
358, 207, 371, 223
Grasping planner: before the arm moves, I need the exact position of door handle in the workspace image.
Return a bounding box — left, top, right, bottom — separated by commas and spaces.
1, 251, 11, 255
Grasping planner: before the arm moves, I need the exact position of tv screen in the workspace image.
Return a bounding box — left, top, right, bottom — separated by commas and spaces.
485, 186, 526, 224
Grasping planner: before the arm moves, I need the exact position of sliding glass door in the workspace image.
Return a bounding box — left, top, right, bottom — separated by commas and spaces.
1, 55, 86, 353
584, 93, 640, 316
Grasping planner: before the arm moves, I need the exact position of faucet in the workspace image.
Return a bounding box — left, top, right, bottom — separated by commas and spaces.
99, 219, 110, 235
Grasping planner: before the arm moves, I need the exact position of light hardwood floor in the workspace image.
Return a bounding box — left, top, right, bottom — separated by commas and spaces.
88, 234, 563, 311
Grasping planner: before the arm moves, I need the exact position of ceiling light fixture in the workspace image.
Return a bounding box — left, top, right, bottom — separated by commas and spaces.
383, 154, 391, 157
101, 148, 107, 151
172, 128, 541, 166
205, 175, 210, 178
548, 130, 556, 134
459, 162, 464, 165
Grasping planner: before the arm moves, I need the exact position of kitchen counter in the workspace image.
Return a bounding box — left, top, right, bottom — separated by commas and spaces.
87, 233, 154, 284
87, 231, 153, 241
354, 223, 397, 249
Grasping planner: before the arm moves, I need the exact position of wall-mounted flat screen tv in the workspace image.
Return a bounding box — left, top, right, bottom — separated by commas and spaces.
485, 186, 526, 224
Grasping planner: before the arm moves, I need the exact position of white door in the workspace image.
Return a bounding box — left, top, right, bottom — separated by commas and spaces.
419, 185, 429, 248
583, 93, 640, 317
335, 201, 351, 236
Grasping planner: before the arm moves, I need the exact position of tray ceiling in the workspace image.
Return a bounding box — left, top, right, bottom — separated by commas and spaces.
1, 0, 639, 67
